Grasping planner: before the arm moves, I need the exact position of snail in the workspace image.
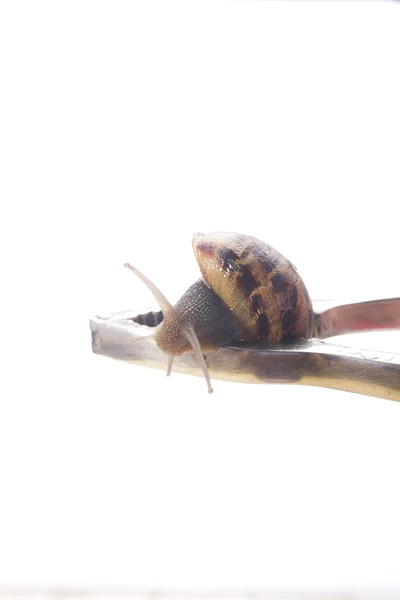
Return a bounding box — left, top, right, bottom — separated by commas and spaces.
125, 232, 314, 393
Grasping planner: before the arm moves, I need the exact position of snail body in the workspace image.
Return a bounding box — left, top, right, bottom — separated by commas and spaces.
126, 232, 314, 393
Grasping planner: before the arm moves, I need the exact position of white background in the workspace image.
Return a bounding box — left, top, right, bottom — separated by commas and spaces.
0, 0, 399, 595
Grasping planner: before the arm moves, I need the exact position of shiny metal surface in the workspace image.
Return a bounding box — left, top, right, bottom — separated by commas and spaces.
313, 297, 400, 338
91, 298, 400, 401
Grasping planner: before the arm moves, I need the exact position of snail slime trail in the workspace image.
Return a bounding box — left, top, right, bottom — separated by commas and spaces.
125, 232, 314, 393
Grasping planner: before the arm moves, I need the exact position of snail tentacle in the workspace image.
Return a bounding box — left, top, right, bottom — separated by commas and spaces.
184, 327, 213, 394
166, 355, 174, 377
124, 263, 173, 316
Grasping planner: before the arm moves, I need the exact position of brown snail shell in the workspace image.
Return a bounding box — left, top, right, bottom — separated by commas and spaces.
126, 232, 314, 393
192, 232, 314, 346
